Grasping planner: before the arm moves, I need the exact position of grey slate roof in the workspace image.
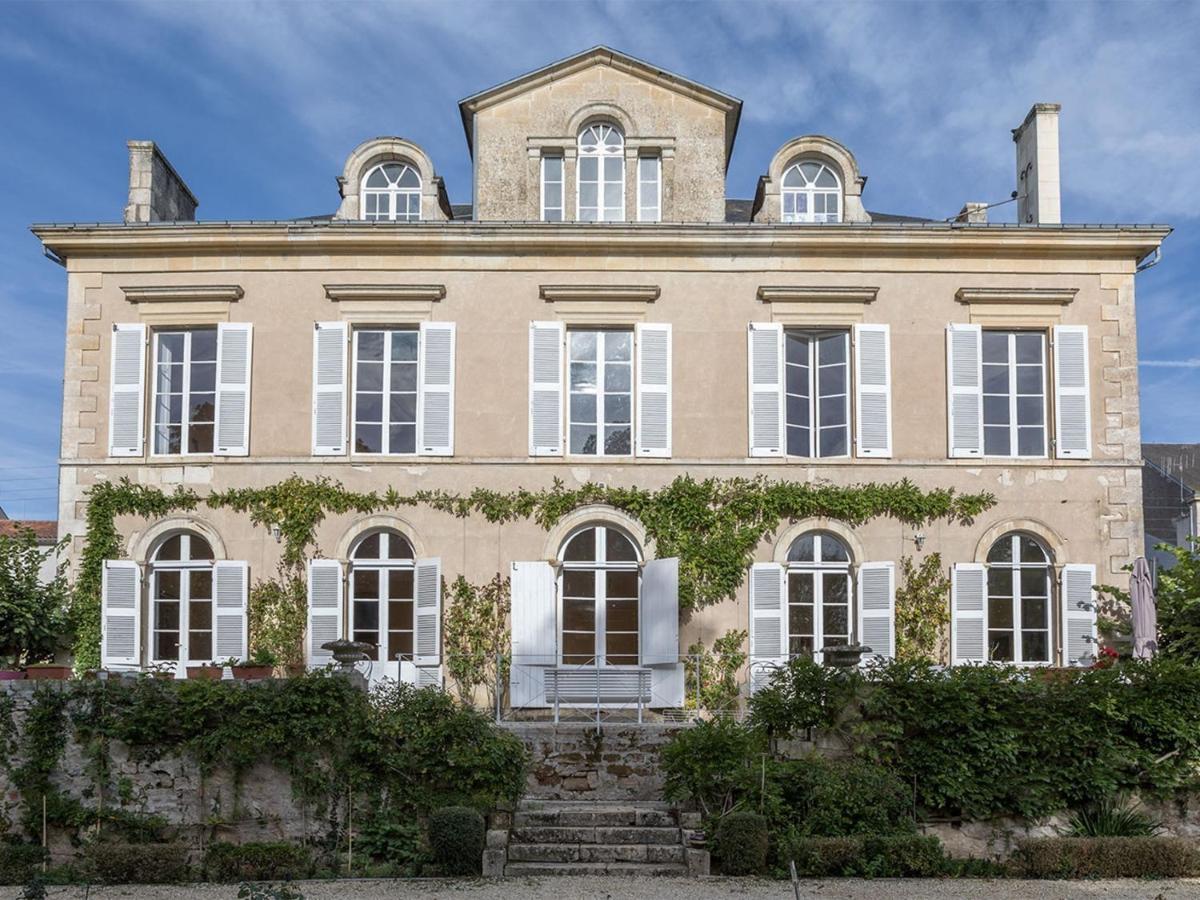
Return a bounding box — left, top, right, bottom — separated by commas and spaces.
1143, 444, 1200, 541
1144, 444, 1200, 489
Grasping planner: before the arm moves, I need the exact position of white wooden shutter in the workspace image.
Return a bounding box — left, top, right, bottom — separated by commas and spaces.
417, 667, 444, 689
414, 557, 442, 667
306, 559, 343, 665
312, 322, 348, 456
529, 321, 564, 456
1062, 563, 1098, 666
854, 324, 892, 458
946, 324, 983, 458
635, 323, 672, 457
214, 323, 252, 456
857, 562, 895, 662
510, 560, 556, 708
108, 324, 146, 457
101, 560, 141, 669
418, 322, 455, 456
749, 562, 786, 693
748, 323, 784, 457
951, 563, 987, 664
213, 560, 249, 662
1053, 325, 1092, 459
640, 557, 679, 666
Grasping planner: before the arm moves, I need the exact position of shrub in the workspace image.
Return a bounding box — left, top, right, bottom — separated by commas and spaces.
776, 754, 914, 837
427, 807, 485, 876
0, 843, 48, 885
353, 816, 427, 872
783, 834, 946, 877
748, 657, 858, 737
661, 717, 767, 818
1014, 836, 1200, 878
0, 527, 69, 667
713, 811, 768, 876
81, 841, 191, 884
203, 842, 312, 882
1065, 797, 1162, 837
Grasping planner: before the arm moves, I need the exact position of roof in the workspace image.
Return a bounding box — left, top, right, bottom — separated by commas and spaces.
0, 520, 57, 544
722, 200, 934, 224
457, 46, 743, 170
1144, 444, 1200, 490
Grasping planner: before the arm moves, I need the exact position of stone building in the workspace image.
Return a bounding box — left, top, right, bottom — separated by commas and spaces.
33, 46, 1169, 711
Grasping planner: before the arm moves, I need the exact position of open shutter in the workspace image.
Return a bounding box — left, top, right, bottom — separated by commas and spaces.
213, 560, 249, 662
312, 322, 348, 455
414, 557, 442, 667
640, 557, 679, 666
635, 323, 672, 457
1053, 325, 1092, 459
108, 324, 146, 457
748, 323, 784, 457
214, 323, 252, 456
1062, 563, 1098, 666
510, 560, 556, 708
306, 559, 343, 666
529, 321, 564, 456
749, 562, 786, 693
418, 322, 455, 456
951, 563, 987, 664
101, 560, 141, 669
858, 562, 896, 662
854, 324, 892, 458
946, 324, 983, 458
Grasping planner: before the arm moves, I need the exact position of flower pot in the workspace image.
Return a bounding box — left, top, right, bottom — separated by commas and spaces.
23, 665, 73, 681
232, 665, 273, 680
0, 670, 25, 681
186, 666, 224, 681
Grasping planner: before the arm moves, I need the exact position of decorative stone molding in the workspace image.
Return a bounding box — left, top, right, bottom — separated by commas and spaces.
542, 505, 650, 562
757, 285, 878, 326
325, 283, 445, 323
754, 135, 872, 224
129, 514, 228, 563
772, 518, 867, 568
541, 284, 660, 324
122, 284, 243, 325
335, 136, 451, 222
334, 514, 425, 562
971, 517, 1067, 565
955, 286, 1078, 326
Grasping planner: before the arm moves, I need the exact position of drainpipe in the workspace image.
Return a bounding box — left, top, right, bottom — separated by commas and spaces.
1136, 246, 1162, 272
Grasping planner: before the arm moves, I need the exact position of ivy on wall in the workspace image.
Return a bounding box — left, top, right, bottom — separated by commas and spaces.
71, 474, 995, 670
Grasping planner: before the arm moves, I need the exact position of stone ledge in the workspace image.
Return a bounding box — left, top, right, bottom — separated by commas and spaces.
539, 284, 660, 303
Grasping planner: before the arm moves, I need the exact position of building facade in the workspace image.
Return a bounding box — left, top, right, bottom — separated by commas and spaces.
34, 47, 1168, 709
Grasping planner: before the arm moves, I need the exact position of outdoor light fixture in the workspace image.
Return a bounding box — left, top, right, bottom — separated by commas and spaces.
270, 523, 282, 543
913, 532, 926, 551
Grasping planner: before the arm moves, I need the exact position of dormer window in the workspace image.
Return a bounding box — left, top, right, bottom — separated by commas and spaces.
577, 123, 624, 222
782, 160, 841, 223
361, 162, 421, 222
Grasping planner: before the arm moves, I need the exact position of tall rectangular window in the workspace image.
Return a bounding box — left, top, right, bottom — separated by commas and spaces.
568, 329, 632, 456
637, 155, 660, 222
541, 155, 564, 222
784, 330, 849, 457
153, 328, 216, 455
353, 328, 418, 455
982, 330, 1047, 457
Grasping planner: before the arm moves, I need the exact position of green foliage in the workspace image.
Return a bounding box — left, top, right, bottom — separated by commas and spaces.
247, 567, 307, 669
443, 574, 510, 709
747, 657, 859, 737
1065, 797, 1162, 837
427, 806, 485, 876
683, 629, 747, 713
661, 717, 767, 818
204, 842, 312, 882
81, 841, 192, 884
1149, 538, 1200, 661
893, 554, 950, 663
0, 843, 48, 885
352, 815, 427, 872
0, 528, 70, 668
713, 811, 768, 876
772, 754, 914, 838
238, 884, 305, 900
1014, 836, 1200, 878
783, 834, 946, 877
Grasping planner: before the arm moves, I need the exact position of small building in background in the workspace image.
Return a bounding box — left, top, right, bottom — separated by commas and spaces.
0, 515, 59, 584
1143, 443, 1200, 574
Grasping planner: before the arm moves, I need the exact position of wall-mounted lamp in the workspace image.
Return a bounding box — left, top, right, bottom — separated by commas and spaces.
913, 532, 927, 552
270, 523, 282, 543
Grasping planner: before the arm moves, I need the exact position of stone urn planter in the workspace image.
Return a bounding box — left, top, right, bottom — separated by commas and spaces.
822, 643, 871, 668
320, 639, 375, 668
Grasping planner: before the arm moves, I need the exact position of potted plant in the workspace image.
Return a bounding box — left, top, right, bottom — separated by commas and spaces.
0, 527, 70, 680
233, 648, 275, 680
186, 661, 227, 680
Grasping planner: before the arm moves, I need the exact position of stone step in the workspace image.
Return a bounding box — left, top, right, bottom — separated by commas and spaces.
508, 843, 687, 864
515, 806, 675, 827
511, 825, 682, 846
504, 861, 689, 877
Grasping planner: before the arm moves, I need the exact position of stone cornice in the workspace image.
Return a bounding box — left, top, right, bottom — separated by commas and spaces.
539, 284, 660, 303
324, 284, 446, 302
757, 285, 878, 304
120, 284, 244, 303
955, 287, 1078, 305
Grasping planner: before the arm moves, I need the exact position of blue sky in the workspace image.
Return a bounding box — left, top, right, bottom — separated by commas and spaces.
0, 0, 1197, 520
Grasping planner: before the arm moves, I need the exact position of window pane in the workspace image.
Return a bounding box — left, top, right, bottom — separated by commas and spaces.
817, 334, 846, 364
787, 425, 811, 457
603, 156, 622, 181
788, 537, 815, 564
1022, 631, 1049, 663
984, 426, 1010, 456
190, 394, 215, 423
604, 394, 631, 424
356, 362, 383, 392
605, 331, 632, 361
570, 363, 597, 390
1022, 595, 1048, 628
989, 631, 1014, 661
189, 631, 212, 663
191, 362, 216, 393
983, 364, 1010, 395
354, 533, 381, 559
983, 395, 1010, 426
190, 570, 212, 599
606, 570, 638, 598
988, 538, 1013, 563
156, 570, 181, 600
356, 393, 383, 422
389, 569, 414, 598
191, 329, 217, 361
357, 332, 384, 361
606, 599, 638, 631
189, 599, 212, 630
819, 426, 847, 457
821, 538, 849, 562
355, 425, 381, 454
389, 425, 416, 454
989, 596, 1014, 627
982, 332, 1009, 364
788, 603, 814, 636
604, 363, 631, 392
562, 567, 595, 594
562, 632, 596, 666
155, 599, 180, 629
1020, 536, 1047, 563
155, 629, 179, 661
1016, 366, 1044, 396
389, 393, 417, 423
788, 572, 815, 604
825, 605, 849, 637
1016, 396, 1044, 425
1015, 333, 1043, 364
570, 425, 597, 455
606, 530, 638, 563
389, 600, 414, 632
580, 183, 598, 208
988, 567, 1013, 597
156, 535, 182, 561
604, 426, 631, 455
562, 596, 594, 631
819, 362, 846, 396
823, 573, 848, 605
604, 182, 622, 208
158, 332, 185, 362
544, 156, 562, 180
1017, 427, 1044, 456
1021, 568, 1049, 599
190, 536, 214, 561
391, 331, 418, 361
388, 630, 414, 660
606, 632, 638, 666
353, 569, 379, 598
544, 183, 562, 208
570, 393, 596, 423
354, 600, 379, 631
570, 331, 597, 361
789, 636, 815, 657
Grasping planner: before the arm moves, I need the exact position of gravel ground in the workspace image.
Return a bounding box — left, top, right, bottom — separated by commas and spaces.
3, 879, 1200, 900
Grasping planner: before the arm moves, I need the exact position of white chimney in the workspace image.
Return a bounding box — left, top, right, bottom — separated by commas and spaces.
1012, 104, 1061, 225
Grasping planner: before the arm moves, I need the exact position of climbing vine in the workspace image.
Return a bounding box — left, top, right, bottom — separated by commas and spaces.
894, 553, 953, 664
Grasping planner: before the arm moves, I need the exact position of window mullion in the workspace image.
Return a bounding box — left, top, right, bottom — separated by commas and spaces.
180, 332, 192, 456
382, 331, 393, 454
596, 348, 606, 458
1008, 333, 1019, 457
808, 339, 818, 458
813, 570, 825, 663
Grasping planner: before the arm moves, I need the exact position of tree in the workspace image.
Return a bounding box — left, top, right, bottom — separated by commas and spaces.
894, 553, 951, 664
443, 574, 510, 709
684, 629, 748, 714
0, 527, 70, 667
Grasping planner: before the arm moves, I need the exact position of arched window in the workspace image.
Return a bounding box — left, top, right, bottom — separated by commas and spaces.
782, 160, 841, 223
361, 162, 422, 222
560, 524, 640, 666
577, 123, 624, 222
785, 531, 852, 663
150, 531, 215, 665
349, 529, 416, 664
986, 532, 1052, 664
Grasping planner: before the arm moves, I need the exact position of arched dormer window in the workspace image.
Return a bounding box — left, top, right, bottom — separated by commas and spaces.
361, 162, 422, 222
577, 123, 624, 222
782, 160, 841, 223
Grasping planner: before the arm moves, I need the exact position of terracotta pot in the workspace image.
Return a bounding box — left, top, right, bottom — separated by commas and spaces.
0, 670, 25, 681
23, 665, 73, 681
186, 666, 224, 681
232, 666, 273, 680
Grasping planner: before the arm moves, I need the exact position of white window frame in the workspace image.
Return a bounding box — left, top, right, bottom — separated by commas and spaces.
541, 154, 564, 222
350, 327, 420, 457
567, 328, 634, 458
985, 532, 1053, 666
782, 160, 842, 223
361, 162, 422, 222
637, 155, 661, 223
576, 123, 625, 222
559, 525, 641, 669
982, 329, 1049, 459
348, 530, 416, 666
785, 532, 853, 665
150, 327, 218, 458
149, 532, 215, 668
784, 329, 851, 459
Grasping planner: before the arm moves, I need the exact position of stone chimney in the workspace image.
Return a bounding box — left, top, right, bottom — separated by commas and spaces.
955, 202, 989, 224
124, 141, 198, 224
1012, 104, 1061, 225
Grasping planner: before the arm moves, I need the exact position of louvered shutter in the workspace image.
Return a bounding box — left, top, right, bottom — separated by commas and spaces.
640, 557, 680, 666
414, 558, 442, 667
417, 667, 444, 688
101, 560, 141, 669
946, 324, 983, 458
312, 322, 348, 455
1062, 563, 1098, 666
635, 323, 672, 457
854, 324, 892, 458
108, 324, 146, 457
213, 561, 249, 662
748, 323, 784, 457
951, 563, 987, 664
749, 562, 786, 694
529, 321, 564, 456
418, 322, 455, 456
857, 562, 895, 662
306, 559, 343, 665
1053, 325, 1092, 459
510, 560, 556, 708
214, 323, 252, 456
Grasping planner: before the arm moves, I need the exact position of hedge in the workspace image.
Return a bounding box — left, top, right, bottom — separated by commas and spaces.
782, 834, 947, 877
714, 811, 768, 875
81, 842, 192, 884
0, 843, 48, 885
1014, 837, 1200, 879
427, 806, 485, 876
203, 841, 312, 882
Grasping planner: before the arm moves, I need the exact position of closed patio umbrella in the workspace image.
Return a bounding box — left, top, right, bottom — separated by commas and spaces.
1131, 556, 1157, 659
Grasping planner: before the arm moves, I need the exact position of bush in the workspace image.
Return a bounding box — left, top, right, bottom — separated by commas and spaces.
713, 811, 768, 876
1014, 836, 1200, 878
427, 807, 485, 876
1065, 797, 1162, 837
775, 754, 914, 837
203, 842, 312, 882
0, 843, 48, 885
81, 841, 191, 884
661, 717, 767, 818
352, 816, 427, 872
783, 834, 946, 877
